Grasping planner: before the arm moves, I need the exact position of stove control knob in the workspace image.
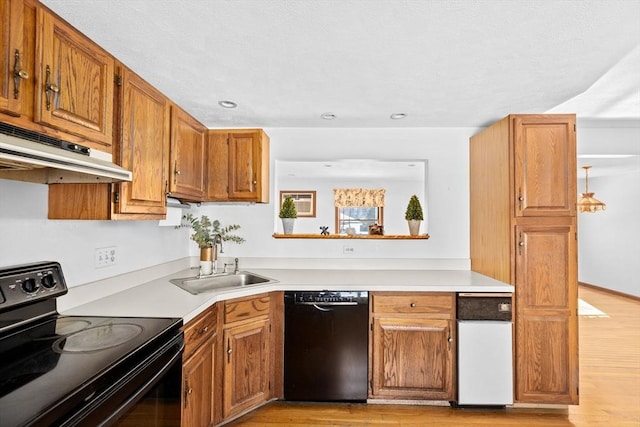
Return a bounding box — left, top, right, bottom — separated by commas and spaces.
21, 278, 39, 294
41, 273, 57, 289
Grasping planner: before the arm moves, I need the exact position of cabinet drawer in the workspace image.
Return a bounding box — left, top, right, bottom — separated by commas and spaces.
183, 306, 217, 358
372, 292, 454, 317
224, 294, 270, 324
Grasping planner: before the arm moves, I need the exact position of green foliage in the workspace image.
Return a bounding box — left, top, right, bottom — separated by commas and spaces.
404, 195, 424, 221
279, 196, 298, 219
182, 213, 245, 248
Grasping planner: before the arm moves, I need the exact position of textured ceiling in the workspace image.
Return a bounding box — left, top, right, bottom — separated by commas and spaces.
40, 0, 640, 130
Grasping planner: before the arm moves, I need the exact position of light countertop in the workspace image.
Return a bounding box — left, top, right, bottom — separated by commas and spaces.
61, 267, 513, 323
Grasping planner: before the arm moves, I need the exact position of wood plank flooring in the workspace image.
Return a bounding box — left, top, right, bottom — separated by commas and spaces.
227, 286, 640, 426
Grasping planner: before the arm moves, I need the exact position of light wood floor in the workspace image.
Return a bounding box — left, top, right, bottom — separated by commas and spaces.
228, 286, 640, 426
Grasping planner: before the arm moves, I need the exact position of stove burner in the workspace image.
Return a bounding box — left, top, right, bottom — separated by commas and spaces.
55, 318, 92, 336
53, 324, 144, 353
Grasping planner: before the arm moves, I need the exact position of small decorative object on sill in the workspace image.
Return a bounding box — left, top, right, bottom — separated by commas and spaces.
368, 223, 384, 235
181, 214, 245, 275
405, 194, 424, 236
320, 226, 330, 235
577, 166, 606, 213
279, 195, 298, 234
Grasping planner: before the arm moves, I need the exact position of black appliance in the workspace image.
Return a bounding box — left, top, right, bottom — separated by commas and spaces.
284, 291, 368, 402
0, 262, 184, 427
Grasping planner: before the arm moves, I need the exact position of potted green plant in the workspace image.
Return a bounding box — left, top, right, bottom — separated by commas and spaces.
279, 196, 297, 234
404, 194, 424, 236
182, 214, 245, 273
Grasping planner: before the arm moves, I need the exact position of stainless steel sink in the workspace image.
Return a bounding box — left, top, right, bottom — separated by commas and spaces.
170, 271, 275, 295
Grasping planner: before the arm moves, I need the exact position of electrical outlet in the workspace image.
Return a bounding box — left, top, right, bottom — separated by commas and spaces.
343, 245, 355, 255
95, 246, 117, 268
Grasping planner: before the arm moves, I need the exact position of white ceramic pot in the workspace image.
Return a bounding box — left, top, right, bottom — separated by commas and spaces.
282, 218, 295, 234
407, 219, 422, 236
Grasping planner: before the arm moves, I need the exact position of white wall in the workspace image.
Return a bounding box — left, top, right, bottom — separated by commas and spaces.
0, 180, 190, 287
4, 125, 634, 293
577, 170, 640, 297
194, 127, 474, 263
577, 125, 640, 297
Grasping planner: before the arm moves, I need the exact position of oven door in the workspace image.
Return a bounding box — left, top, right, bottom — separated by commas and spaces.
60, 333, 184, 427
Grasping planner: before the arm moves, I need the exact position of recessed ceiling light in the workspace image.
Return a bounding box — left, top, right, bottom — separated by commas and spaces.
390, 113, 407, 120
218, 100, 238, 109
321, 112, 337, 120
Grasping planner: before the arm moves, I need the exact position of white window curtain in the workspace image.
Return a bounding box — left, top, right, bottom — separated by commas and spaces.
333, 188, 385, 207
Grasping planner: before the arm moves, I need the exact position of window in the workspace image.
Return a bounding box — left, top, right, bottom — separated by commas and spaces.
336, 206, 384, 235
279, 191, 316, 217
333, 188, 385, 235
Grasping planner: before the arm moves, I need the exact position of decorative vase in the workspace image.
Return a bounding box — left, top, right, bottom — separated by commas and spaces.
282, 218, 295, 234
408, 219, 421, 236
200, 246, 213, 275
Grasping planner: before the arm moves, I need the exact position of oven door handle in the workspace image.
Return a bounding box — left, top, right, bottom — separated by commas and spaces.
96, 345, 183, 427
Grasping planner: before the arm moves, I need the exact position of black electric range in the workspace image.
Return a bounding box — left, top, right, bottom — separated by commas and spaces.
0, 262, 184, 427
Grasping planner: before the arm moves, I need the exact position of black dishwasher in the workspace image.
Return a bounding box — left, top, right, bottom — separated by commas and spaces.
284, 291, 369, 402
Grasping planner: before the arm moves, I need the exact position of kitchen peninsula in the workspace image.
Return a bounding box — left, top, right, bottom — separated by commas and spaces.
59, 260, 513, 426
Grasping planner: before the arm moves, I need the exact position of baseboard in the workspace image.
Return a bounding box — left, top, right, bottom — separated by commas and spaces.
579, 281, 640, 302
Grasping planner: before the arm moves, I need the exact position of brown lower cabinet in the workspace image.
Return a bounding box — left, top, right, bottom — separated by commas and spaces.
181, 305, 218, 427
181, 292, 283, 427
369, 292, 456, 401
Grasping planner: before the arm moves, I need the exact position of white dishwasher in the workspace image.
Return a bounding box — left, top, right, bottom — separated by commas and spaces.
457, 293, 513, 406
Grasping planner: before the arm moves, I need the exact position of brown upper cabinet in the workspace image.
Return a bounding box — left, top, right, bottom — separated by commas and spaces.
1, 0, 113, 152
48, 64, 170, 220
206, 129, 270, 203
168, 105, 206, 201
0, 0, 34, 117
470, 113, 578, 405
35, 7, 114, 152
512, 115, 576, 217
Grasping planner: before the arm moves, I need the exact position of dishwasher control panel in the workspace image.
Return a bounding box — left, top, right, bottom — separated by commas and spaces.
290, 291, 368, 305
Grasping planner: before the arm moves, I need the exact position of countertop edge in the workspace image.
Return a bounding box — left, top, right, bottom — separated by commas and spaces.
61, 267, 514, 324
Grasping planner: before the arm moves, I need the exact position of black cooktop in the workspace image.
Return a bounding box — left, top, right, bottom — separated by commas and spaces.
0, 314, 181, 427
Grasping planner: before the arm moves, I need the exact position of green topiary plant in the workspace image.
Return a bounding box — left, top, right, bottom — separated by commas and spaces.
404, 195, 424, 221
279, 196, 298, 219
182, 213, 245, 248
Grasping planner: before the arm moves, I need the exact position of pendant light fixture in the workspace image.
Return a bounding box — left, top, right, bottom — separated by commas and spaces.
577, 166, 606, 213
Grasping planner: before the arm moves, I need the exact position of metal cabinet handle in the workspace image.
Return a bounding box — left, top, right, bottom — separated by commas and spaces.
410, 303, 416, 308
45, 65, 60, 111
13, 49, 29, 99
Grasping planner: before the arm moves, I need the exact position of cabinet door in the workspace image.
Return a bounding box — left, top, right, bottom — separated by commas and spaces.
115, 67, 169, 217
228, 131, 269, 202
223, 319, 269, 419
182, 337, 215, 427
228, 132, 259, 200
204, 131, 229, 201
513, 115, 576, 217
371, 316, 454, 400
168, 106, 205, 200
0, 0, 22, 115
36, 9, 114, 151
0, 0, 36, 119
515, 222, 579, 404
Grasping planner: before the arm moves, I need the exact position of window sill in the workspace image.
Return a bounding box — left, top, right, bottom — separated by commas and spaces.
272, 233, 430, 240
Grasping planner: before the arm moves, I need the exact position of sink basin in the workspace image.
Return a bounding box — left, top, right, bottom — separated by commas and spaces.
170, 271, 275, 295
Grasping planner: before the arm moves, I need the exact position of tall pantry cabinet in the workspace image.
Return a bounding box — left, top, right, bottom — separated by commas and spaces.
470, 114, 578, 405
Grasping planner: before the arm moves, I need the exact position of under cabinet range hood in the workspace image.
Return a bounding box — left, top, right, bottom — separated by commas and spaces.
0, 124, 132, 184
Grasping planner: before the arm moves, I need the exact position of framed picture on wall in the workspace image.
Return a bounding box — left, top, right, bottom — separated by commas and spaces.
280, 191, 316, 217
